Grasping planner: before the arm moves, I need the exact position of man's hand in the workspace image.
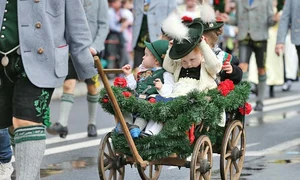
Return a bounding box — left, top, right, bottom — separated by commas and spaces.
217, 13, 229, 22
273, 12, 280, 22
122, 64, 132, 76
154, 78, 163, 90
222, 61, 233, 74
89, 47, 97, 56
275, 43, 284, 56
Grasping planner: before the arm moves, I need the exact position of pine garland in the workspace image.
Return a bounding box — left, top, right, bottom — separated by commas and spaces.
99, 81, 251, 160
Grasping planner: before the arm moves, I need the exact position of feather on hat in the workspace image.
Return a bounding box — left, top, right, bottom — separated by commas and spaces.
161, 12, 190, 43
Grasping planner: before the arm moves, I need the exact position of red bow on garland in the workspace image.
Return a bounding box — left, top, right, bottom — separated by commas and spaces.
186, 124, 195, 144
114, 77, 127, 88
218, 79, 235, 96
239, 102, 252, 115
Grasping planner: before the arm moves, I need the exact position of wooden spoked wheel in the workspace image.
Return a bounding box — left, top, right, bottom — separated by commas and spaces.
220, 120, 246, 180
98, 132, 125, 180
190, 135, 213, 180
137, 163, 163, 180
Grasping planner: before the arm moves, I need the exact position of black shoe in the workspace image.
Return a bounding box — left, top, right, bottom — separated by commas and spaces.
47, 122, 68, 138
254, 101, 263, 111
87, 124, 98, 137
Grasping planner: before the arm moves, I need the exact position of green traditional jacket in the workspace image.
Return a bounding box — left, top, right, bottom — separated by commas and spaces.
0, 0, 19, 52
136, 68, 165, 95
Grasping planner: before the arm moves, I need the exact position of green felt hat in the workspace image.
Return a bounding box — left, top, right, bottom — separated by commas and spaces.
169, 20, 204, 60
193, 18, 224, 31
144, 40, 169, 65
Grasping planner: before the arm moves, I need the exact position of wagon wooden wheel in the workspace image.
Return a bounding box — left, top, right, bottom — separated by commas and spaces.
98, 132, 125, 180
190, 135, 213, 180
137, 163, 162, 180
220, 120, 246, 180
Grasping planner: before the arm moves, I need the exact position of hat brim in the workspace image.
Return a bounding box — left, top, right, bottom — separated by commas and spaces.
204, 21, 224, 31
144, 41, 163, 64
169, 23, 204, 60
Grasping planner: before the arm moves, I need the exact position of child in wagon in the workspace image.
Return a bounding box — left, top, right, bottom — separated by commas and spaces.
139, 13, 224, 137
117, 39, 175, 138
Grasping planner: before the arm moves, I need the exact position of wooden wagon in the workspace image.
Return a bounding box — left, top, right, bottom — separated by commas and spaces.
94, 56, 249, 180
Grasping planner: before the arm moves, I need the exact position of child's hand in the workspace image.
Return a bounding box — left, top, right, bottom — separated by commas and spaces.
122, 64, 132, 76
222, 62, 233, 74
154, 78, 163, 90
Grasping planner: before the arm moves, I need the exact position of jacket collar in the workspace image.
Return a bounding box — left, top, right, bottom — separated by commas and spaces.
243, 0, 259, 10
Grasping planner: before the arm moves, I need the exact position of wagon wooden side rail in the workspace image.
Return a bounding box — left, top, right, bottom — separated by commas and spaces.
94, 56, 149, 168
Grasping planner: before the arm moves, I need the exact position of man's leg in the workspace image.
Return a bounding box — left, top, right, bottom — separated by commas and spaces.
47, 79, 76, 138
253, 41, 267, 111
238, 39, 253, 81
0, 81, 14, 180
295, 45, 300, 72
13, 78, 54, 180
0, 128, 13, 180
86, 75, 100, 137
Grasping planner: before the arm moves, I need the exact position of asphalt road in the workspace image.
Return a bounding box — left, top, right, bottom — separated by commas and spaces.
33, 82, 300, 180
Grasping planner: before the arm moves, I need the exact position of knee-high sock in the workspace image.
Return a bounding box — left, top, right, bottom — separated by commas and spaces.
242, 72, 248, 82
134, 117, 147, 130
257, 74, 267, 102
58, 93, 74, 126
145, 121, 163, 135
145, 120, 156, 132
87, 93, 100, 125
14, 125, 46, 180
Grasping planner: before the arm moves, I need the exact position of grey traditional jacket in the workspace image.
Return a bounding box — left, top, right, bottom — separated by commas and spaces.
132, 0, 177, 47
82, 0, 109, 52
276, 0, 300, 45
0, 0, 97, 88
229, 0, 276, 41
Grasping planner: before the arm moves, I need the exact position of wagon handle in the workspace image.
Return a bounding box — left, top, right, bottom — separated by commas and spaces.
94, 56, 148, 168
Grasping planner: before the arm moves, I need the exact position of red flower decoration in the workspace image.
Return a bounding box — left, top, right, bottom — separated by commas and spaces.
102, 97, 109, 103
101, 94, 109, 103
239, 102, 252, 115
122, 91, 132, 98
181, 16, 193, 23
148, 97, 156, 103
214, 0, 220, 5
218, 79, 235, 96
113, 77, 127, 88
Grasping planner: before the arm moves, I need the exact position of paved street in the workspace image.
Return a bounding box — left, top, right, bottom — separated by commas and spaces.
14, 81, 300, 180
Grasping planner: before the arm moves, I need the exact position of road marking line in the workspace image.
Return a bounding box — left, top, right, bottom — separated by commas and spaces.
46, 127, 113, 145
245, 137, 300, 157
255, 94, 300, 105
250, 99, 300, 115
10, 138, 299, 164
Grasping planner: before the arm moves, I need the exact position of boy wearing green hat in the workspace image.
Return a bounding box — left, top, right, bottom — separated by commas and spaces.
120, 39, 175, 137
197, 18, 243, 85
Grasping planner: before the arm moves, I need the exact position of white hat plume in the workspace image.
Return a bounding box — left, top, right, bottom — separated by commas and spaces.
161, 12, 190, 42
200, 3, 216, 23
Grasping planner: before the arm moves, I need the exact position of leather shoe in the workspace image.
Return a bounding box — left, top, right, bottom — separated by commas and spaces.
47, 122, 68, 138
87, 124, 98, 137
